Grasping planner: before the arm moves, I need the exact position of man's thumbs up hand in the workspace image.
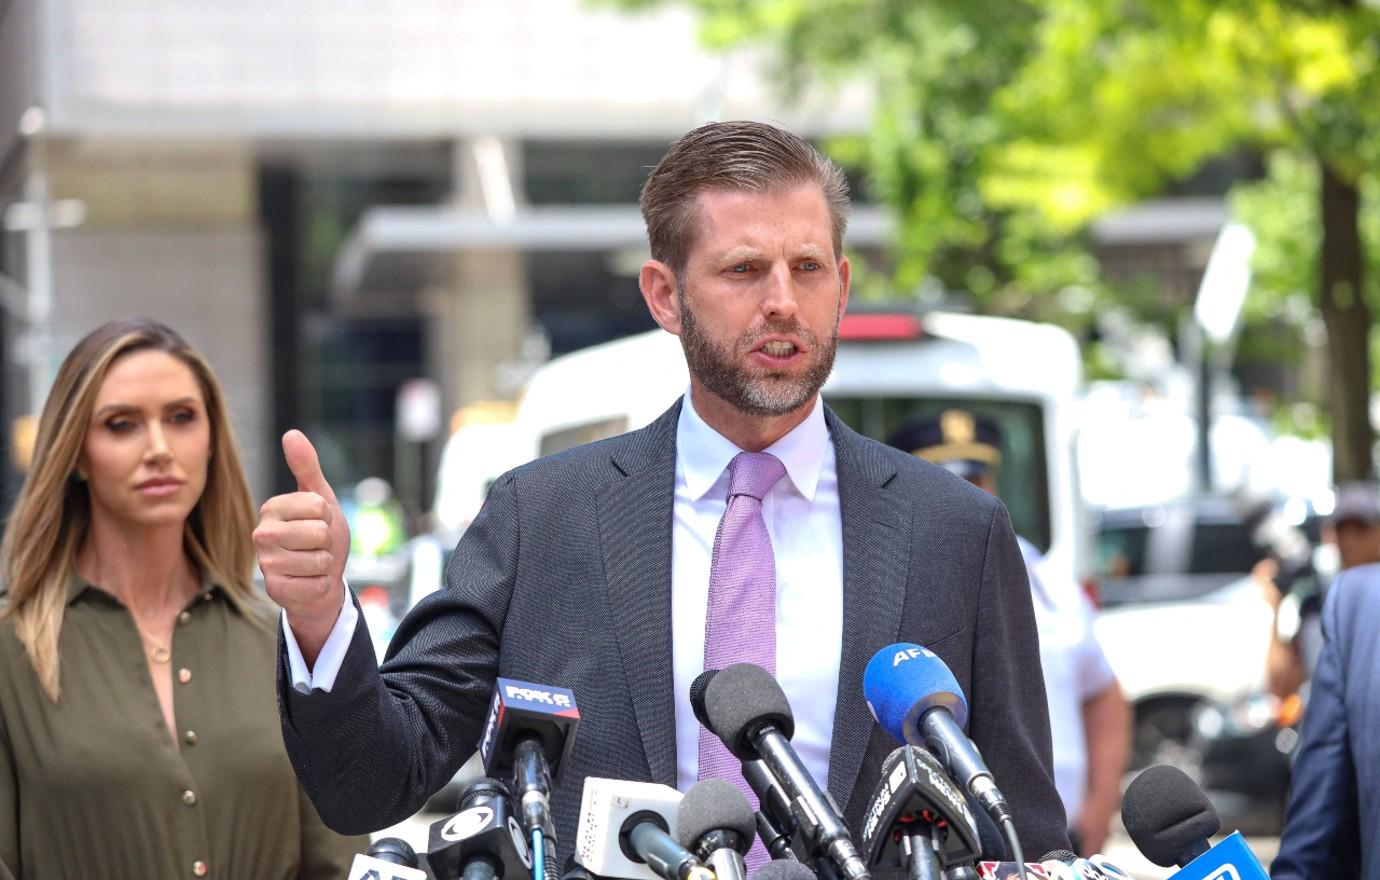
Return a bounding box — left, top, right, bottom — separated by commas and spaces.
254, 430, 351, 662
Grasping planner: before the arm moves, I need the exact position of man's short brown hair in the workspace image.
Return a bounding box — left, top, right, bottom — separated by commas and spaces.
639, 121, 851, 276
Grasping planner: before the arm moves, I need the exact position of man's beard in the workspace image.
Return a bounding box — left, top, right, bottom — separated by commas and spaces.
677, 289, 839, 417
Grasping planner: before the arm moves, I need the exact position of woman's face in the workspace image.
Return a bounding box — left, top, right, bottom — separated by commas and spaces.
79, 350, 212, 533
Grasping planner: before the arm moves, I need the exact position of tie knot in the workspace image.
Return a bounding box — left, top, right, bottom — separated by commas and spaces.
727, 452, 787, 501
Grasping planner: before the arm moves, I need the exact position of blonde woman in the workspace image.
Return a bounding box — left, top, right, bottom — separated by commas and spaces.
0, 319, 365, 878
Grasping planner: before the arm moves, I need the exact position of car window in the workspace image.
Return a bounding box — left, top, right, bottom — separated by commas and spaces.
825, 395, 1051, 552
1188, 522, 1264, 574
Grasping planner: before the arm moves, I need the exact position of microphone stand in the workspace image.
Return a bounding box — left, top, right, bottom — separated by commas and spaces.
898, 826, 942, 880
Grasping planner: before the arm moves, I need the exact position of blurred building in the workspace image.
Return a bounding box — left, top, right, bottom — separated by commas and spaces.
0, 1, 1249, 516
0, 0, 876, 507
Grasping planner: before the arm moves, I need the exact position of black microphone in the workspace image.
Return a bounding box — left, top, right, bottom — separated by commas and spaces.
427, 778, 535, 880
698, 663, 870, 880
857, 744, 981, 880
694, 671, 801, 863
480, 678, 582, 880
1121, 765, 1219, 868
348, 838, 427, 880
676, 779, 755, 880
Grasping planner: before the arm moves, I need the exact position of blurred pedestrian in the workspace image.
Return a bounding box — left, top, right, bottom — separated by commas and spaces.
887, 410, 1131, 857
0, 319, 364, 878
1258, 481, 1380, 700
1272, 560, 1380, 879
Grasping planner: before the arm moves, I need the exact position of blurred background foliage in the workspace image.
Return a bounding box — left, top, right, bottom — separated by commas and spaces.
605, 0, 1380, 478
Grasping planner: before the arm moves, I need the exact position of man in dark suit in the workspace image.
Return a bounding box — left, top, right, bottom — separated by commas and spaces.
255, 121, 1070, 861
1272, 562, 1380, 879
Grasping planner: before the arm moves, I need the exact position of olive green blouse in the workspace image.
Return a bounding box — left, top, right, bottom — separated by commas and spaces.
0, 577, 367, 879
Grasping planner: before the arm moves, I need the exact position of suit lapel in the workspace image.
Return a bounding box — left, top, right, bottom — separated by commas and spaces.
597, 401, 682, 786
825, 408, 911, 811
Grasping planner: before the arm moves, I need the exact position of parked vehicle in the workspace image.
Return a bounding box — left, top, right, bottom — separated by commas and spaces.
1092, 495, 1321, 827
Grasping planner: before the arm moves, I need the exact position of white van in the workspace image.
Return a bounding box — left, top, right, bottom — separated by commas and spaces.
509, 308, 1088, 586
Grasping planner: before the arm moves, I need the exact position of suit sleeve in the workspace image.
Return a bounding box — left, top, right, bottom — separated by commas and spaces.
966, 501, 1070, 858
1272, 573, 1362, 880
277, 470, 522, 834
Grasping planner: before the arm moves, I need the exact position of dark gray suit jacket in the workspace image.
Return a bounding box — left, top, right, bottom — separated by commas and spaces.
278, 401, 1070, 859
1274, 563, 1380, 879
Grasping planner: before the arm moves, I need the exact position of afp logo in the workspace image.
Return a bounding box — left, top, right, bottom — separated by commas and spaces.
891, 646, 936, 667
1205, 870, 1240, 880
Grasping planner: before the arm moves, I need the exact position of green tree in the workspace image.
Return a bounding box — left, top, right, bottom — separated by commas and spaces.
608, 0, 1380, 480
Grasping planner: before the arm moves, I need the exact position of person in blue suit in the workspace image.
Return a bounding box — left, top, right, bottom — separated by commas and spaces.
1272, 562, 1380, 879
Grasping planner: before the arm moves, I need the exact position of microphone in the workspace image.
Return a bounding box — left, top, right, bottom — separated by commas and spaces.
857, 745, 981, 877
480, 678, 582, 880
694, 670, 804, 863
575, 777, 714, 880
676, 779, 755, 880
697, 663, 870, 880
862, 644, 1024, 869
427, 778, 535, 880
1121, 765, 1268, 879
348, 838, 428, 880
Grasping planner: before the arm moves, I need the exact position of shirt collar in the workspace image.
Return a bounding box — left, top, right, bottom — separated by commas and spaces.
676, 390, 829, 502
66, 570, 229, 609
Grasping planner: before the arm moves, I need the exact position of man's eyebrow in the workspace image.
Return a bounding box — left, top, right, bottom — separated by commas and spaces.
796, 243, 830, 260
716, 247, 765, 264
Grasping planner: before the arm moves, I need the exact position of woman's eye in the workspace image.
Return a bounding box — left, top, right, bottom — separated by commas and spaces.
106, 419, 134, 433
169, 409, 197, 424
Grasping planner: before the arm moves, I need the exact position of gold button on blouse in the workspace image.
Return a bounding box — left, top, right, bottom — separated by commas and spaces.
178, 668, 192, 685
192, 860, 208, 876
183, 730, 198, 746
182, 790, 197, 806
177, 611, 191, 625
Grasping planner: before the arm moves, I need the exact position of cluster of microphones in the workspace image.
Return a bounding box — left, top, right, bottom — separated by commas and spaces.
349, 643, 1271, 880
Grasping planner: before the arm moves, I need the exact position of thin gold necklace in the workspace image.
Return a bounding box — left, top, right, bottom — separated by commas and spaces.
131, 615, 172, 664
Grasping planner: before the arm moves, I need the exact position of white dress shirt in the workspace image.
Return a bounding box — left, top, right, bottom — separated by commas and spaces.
672, 393, 844, 792
286, 392, 846, 794
1019, 538, 1116, 824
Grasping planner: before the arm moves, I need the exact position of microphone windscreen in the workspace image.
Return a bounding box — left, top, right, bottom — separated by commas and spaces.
863, 643, 969, 743
749, 861, 818, 880
702, 663, 794, 761
676, 779, 756, 851
690, 669, 717, 728
1121, 765, 1221, 868
367, 837, 421, 867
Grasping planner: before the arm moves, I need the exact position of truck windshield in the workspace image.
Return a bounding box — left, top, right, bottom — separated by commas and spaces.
824, 395, 1052, 553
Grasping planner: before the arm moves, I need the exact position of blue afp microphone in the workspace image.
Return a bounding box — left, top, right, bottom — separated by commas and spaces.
862, 645, 1024, 871
1122, 765, 1268, 880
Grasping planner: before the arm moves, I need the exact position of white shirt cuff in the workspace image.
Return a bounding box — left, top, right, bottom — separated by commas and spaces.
283, 582, 359, 694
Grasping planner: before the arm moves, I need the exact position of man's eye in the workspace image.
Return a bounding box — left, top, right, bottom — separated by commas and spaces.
729, 264, 752, 274
800, 261, 821, 272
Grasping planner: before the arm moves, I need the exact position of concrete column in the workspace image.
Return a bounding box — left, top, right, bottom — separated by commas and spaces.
426, 137, 531, 415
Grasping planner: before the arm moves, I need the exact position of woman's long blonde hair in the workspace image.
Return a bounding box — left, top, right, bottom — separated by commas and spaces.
1, 319, 262, 701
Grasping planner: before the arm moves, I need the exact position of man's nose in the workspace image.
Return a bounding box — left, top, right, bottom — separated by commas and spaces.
760, 263, 800, 320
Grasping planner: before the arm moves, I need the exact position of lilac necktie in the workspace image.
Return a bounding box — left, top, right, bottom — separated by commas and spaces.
698, 451, 786, 869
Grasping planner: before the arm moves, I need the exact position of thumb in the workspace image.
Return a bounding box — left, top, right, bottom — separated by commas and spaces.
282, 430, 338, 504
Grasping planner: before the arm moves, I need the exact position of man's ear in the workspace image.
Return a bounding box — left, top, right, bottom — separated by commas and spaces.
837, 253, 852, 320
639, 259, 683, 335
